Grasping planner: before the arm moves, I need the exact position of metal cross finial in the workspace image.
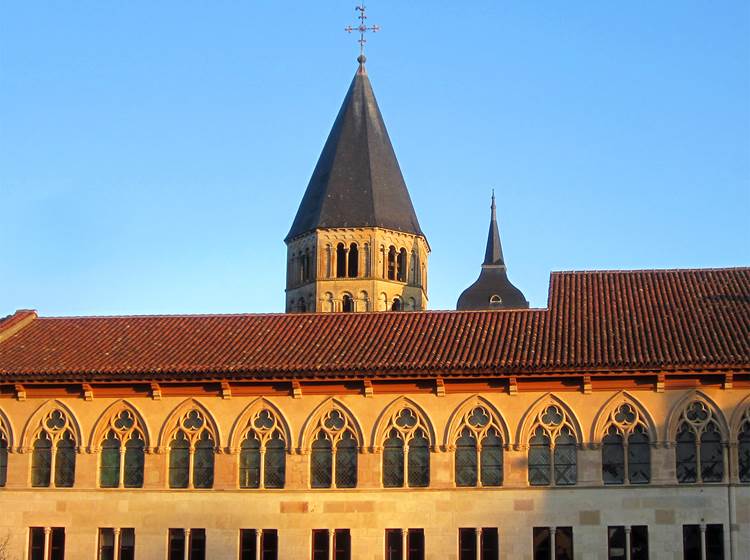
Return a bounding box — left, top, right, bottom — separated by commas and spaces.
345, 4, 380, 59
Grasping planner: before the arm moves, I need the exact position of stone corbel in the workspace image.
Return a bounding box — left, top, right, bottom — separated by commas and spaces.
508, 377, 518, 396
220, 381, 232, 400
291, 381, 302, 399
435, 378, 446, 397
655, 374, 665, 393
724, 373, 733, 390
582, 375, 592, 395
150, 382, 162, 400
363, 379, 374, 398
14, 383, 26, 401
82, 383, 94, 401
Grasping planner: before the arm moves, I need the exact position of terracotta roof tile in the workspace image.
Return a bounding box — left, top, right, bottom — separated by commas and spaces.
0, 268, 747, 381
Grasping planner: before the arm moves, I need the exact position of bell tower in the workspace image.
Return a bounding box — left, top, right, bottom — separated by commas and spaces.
284, 56, 429, 313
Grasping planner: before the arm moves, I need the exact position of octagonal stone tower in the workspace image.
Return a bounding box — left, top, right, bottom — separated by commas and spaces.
284, 57, 429, 313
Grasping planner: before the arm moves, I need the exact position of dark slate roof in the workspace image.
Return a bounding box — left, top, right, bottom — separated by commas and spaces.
1, 268, 748, 381
285, 59, 424, 241
457, 195, 529, 310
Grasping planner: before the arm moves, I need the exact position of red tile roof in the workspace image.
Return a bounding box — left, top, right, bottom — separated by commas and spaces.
0, 268, 748, 381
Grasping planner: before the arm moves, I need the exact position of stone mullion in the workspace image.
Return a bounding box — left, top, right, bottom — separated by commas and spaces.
49, 435, 58, 488
113, 527, 121, 560
624, 526, 631, 560
328, 528, 335, 560
188, 444, 195, 490
43, 527, 52, 560
255, 529, 262, 560
184, 528, 191, 560
475, 528, 481, 560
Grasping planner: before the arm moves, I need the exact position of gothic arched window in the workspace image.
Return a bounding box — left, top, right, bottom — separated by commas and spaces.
0, 420, 8, 487
336, 243, 347, 278
397, 248, 407, 282
309, 410, 358, 489
527, 405, 577, 486
675, 401, 724, 483
453, 406, 504, 487
98, 409, 146, 488
348, 243, 359, 278
387, 246, 397, 280
600, 403, 651, 485
31, 409, 77, 488
168, 409, 216, 489
381, 408, 430, 488
239, 409, 286, 489
738, 408, 750, 483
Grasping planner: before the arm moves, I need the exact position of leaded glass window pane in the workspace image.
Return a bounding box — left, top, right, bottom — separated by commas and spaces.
124, 433, 145, 488
528, 428, 551, 486
265, 435, 286, 489
676, 424, 697, 483
455, 429, 477, 487
100, 431, 121, 488
628, 428, 651, 484
739, 422, 750, 482
335, 431, 358, 488
554, 429, 577, 486
383, 430, 404, 488
0, 435, 8, 487
700, 423, 723, 482
311, 432, 333, 488
481, 430, 503, 487
169, 431, 190, 488
408, 429, 430, 487
240, 433, 261, 489
193, 431, 215, 489
32, 432, 52, 487
602, 429, 624, 485
55, 431, 76, 487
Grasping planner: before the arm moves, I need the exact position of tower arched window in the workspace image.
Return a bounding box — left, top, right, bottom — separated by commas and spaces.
98, 410, 146, 488
397, 248, 407, 282
391, 297, 402, 312
348, 243, 358, 278
31, 409, 77, 488
309, 410, 358, 489
239, 409, 286, 489
300, 249, 311, 282
527, 405, 577, 486
387, 246, 396, 280
601, 404, 651, 485
453, 406, 503, 487
675, 400, 724, 483
342, 294, 354, 313
739, 408, 750, 482
336, 243, 347, 278
0, 420, 8, 487
381, 408, 430, 488
168, 409, 216, 489
297, 297, 307, 313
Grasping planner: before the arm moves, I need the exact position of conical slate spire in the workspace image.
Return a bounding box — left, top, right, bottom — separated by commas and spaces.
484, 190, 505, 266
286, 58, 424, 241
457, 193, 529, 310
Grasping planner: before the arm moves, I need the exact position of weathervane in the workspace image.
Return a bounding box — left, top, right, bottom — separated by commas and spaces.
345, 4, 380, 60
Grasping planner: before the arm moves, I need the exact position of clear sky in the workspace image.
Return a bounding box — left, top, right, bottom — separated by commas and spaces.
1, 1, 748, 317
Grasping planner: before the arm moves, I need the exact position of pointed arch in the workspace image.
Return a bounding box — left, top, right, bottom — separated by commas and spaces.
21, 400, 83, 451
300, 397, 365, 452
89, 400, 151, 452
591, 391, 657, 443
730, 393, 750, 440
157, 398, 221, 451
444, 395, 511, 449
372, 397, 436, 449
229, 398, 293, 452
0, 406, 15, 451
516, 394, 584, 447
666, 390, 729, 442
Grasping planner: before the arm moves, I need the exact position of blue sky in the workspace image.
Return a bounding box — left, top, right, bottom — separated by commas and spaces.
1, 1, 748, 316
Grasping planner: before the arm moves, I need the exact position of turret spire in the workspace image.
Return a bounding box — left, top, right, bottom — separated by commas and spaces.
484, 189, 505, 266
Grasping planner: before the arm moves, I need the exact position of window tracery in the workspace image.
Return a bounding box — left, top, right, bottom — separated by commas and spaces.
31, 408, 77, 488
453, 406, 503, 487
675, 400, 724, 483
381, 407, 430, 488
239, 409, 286, 489
98, 409, 146, 488
600, 403, 651, 485
309, 409, 358, 489
527, 405, 577, 486
167, 409, 217, 489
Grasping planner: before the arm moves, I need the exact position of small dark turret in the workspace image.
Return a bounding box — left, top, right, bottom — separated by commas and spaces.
457, 193, 529, 310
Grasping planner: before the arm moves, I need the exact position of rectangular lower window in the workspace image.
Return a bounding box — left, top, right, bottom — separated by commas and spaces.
312, 529, 328, 560
261, 529, 278, 560
29, 527, 65, 560
706, 525, 724, 560
407, 529, 424, 560
334, 529, 351, 560
385, 528, 422, 560
99, 528, 135, 560
533, 527, 573, 560
189, 528, 206, 560
169, 529, 185, 560
386, 529, 402, 560
533, 527, 551, 560
481, 528, 499, 560
459, 528, 476, 560
459, 528, 499, 560
555, 527, 574, 560
683, 525, 701, 560
169, 528, 205, 560
240, 529, 257, 560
